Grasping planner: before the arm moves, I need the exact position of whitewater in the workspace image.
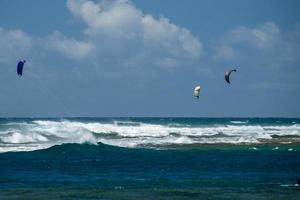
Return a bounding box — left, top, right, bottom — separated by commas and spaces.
0, 118, 300, 152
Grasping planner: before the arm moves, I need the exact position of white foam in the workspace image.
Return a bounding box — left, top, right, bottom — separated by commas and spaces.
230, 120, 249, 124
249, 147, 258, 150
272, 147, 279, 150
0, 132, 48, 143
0, 120, 299, 152
0, 120, 97, 152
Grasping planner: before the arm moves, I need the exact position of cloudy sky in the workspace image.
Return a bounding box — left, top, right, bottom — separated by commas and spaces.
0, 0, 300, 117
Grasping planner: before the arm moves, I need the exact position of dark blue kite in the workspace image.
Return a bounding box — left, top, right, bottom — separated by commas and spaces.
17, 60, 26, 76
225, 69, 237, 84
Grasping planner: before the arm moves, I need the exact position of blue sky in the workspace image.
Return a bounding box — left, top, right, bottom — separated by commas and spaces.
0, 0, 300, 117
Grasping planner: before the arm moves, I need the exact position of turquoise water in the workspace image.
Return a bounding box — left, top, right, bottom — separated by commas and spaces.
0, 118, 300, 199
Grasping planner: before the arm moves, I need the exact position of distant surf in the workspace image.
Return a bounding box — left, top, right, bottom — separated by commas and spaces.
0, 118, 299, 152
230, 120, 249, 124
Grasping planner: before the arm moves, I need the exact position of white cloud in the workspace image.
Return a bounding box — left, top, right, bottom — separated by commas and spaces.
65, 0, 203, 68
223, 22, 280, 50
0, 28, 32, 64
45, 31, 93, 60
213, 46, 238, 61
214, 22, 300, 63
0, 0, 203, 80
142, 14, 202, 59
67, 0, 142, 34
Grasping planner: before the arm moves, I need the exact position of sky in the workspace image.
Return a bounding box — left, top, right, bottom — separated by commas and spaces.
0, 0, 300, 117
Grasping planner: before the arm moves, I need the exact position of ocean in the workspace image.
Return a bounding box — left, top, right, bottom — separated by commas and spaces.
0, 118, 300, 199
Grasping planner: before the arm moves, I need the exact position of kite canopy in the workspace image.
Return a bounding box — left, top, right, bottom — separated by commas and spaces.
194, 85, 201, 99
17, 60, 25, 76
225, 69, 237, 84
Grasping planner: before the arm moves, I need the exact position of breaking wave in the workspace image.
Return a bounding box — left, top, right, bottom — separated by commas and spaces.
0, 119, 300, 152
230, 120, 249, 124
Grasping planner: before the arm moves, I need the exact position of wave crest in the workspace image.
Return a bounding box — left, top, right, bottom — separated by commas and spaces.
0, 119, 299, 152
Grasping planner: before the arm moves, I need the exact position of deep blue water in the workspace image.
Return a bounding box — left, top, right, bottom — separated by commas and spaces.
0, 118, 300, 199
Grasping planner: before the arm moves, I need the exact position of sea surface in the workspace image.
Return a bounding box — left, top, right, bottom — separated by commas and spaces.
0, 118, 300, 199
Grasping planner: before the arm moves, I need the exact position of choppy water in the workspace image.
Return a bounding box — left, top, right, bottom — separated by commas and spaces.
1, 118, 300, 152
0, 118, 300, 199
